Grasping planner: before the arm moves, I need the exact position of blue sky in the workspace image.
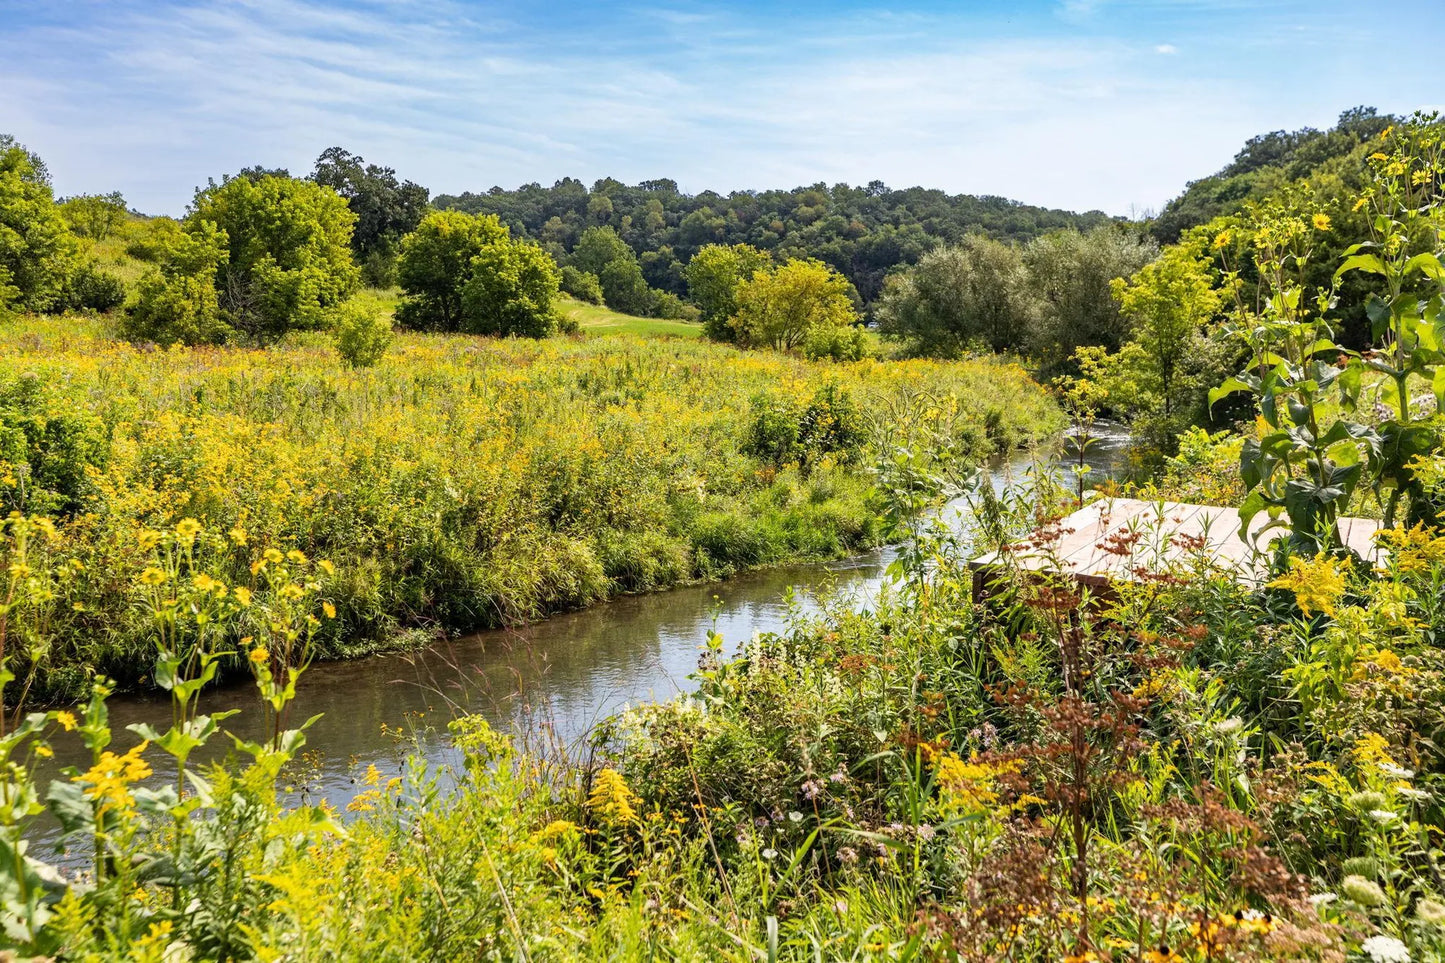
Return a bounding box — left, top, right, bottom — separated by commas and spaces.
2, 0, 1441, 217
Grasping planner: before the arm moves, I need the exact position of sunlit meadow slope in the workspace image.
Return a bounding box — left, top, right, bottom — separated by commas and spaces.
0, 315, 1059, 698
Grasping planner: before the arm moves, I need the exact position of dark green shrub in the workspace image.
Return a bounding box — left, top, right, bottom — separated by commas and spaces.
802, 324, 870, 362
0, 374, 107, 516
60, 262, 126, 312
744, 393, 802, 465
559, 265, 603, 304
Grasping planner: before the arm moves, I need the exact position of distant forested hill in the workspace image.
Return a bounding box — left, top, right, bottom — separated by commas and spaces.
434, 179, 1114, 302
1149, 105, 1399, 243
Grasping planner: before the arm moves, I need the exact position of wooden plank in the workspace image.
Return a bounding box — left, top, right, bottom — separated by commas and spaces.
968, 497, 1386, 601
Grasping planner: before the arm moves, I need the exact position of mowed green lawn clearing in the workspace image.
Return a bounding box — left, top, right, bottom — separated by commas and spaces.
559, 297, 703, 338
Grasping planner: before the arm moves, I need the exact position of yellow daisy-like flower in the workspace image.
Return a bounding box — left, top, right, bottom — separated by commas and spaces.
192, 573, 225, 594
233, 585, 252, 606
249, 646, 270, 665
139, 567, 168, 587
175, 518, 202, 540
317, 559, 335, 576
54, 710, 77, 731
77, 742, 152, 812
228, 526, 248, 546
286, 549, 308, 564
322, 601, 336, 619
262, 548, 285, 565
1311, 213, 1331, 231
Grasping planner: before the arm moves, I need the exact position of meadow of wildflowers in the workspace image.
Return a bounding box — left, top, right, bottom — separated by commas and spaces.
0, 314, 1059, 699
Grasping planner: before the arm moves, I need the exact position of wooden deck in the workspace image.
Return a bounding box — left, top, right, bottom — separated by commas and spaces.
969, 497, 1382, 599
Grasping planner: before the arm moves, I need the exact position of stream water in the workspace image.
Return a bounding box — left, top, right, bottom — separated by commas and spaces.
36, 424, 1131, 827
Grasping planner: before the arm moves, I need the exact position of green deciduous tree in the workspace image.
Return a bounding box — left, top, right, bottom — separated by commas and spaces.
1110, 246, 1224, 421
189, 174, 359, 342
686, 243, 770, 341
311, 147, 429, 286
729, 258, 859, 352
598, 257, 653, 316
395, 211, 508, 331
559, 265, 603, 304
568, 226, 634, 278
58, 192, 127, 241
875, 236, 1034, 356
122, 222, 231, 345
459, 237, 563, 338
1072, 244, 1229, 463
331, 295, 394, 368
1025, 227, 1158, 375
0, 138, 76, 313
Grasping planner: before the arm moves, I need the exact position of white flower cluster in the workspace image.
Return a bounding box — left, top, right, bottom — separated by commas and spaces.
1361, 934, 1410, 963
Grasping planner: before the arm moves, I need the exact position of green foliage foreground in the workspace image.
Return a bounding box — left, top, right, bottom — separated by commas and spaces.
4, 461, 1445, 959
0, 316, 1058, 702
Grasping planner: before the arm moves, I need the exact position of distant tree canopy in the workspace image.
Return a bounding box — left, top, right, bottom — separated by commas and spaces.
1150, 106, 1398, 243
435, 178, 1113, 306
311, 147, 429, 285
395, 210, 562, 338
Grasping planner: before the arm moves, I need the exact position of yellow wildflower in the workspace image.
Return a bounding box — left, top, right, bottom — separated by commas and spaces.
1267, 554, 1348, 618
317, 559, 335, 576
139, 567, 168, 587
228, 526, 248, 546
322, 601, 336, 619
54, 710, 77, 731
175, 518, 202, 541
77, 742, 152, 812
1311, 213, 1330, 231
263, 548, 284, 564
587, 768, 638, 824
286, 549, 308, 564
933, 752, 1021, 812
249, 646, 269, 665
533, 819, 578, 841
233, 586, 252, 606
192, 573, 225, 594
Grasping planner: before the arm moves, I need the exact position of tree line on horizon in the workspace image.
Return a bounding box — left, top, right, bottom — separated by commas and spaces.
0, 105, 1412, 378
